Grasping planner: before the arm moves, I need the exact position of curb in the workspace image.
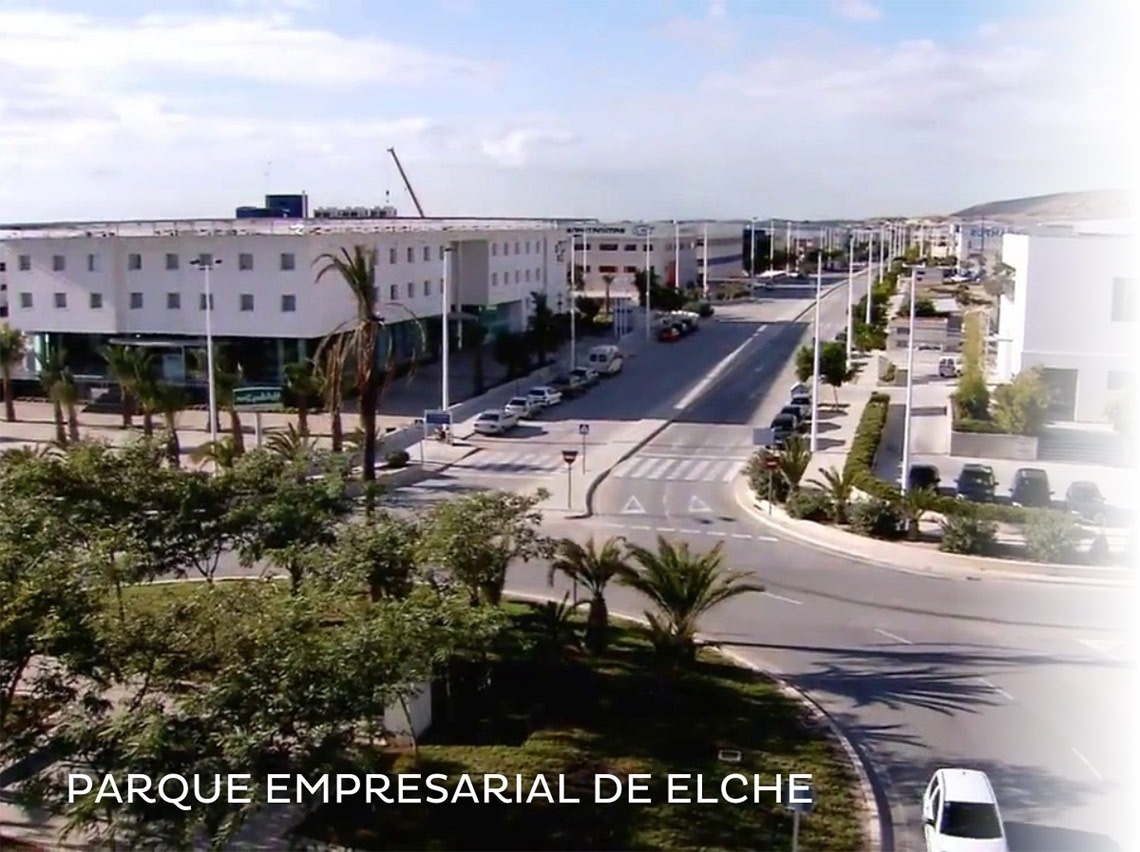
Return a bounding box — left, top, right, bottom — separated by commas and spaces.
582, 284, 853, 518
732, 479, 1134, 587
504, 590, 885, 852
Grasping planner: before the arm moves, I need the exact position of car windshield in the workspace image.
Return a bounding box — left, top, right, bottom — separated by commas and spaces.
940, 801, 1003, 840
478, 413, 499, 421
911, 467, 937, 484
773, 417, 794, 428
960, 469, 991, 484
508, 398, 527, 406
528, 388, 547, 395
1070, 483, 1101, 500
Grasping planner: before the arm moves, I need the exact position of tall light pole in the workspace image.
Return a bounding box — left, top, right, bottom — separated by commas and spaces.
900, 269, 917, 493
809, 250, 822, 454
702, 223, 710, 299
749, 217, 757, 276
441, 245, 452, 410
568, 230, 577, 366
845, 233, 856, 362
189, 255, 222, 448
643, 223, 652, 340
768, 218, 775, 268
784, 221, 792, 271
673, 219, 680, 293
864, 230, 874, 326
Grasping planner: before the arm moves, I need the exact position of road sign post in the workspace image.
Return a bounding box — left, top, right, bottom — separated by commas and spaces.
578, 423, 589, 473
764, 454, 779, 514
784, 780, 814, 852
561, 449, 578, 511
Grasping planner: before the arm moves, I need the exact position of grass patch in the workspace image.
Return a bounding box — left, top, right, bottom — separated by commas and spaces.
294, 605, 865, 851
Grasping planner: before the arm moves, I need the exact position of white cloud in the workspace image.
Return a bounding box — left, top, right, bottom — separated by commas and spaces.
833, 0, 882, 22
479, 127, 579, 168
659, 0, 737, 48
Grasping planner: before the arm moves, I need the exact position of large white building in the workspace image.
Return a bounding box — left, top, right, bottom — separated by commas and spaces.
569, 220, 744, 294
995, 229, 1138, 423
0, 217, 568, 384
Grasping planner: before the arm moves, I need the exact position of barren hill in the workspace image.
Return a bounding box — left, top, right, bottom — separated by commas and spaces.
951, 189, 1133, 222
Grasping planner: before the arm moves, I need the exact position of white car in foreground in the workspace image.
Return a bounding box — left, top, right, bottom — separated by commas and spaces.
526, 386, 562, 407
922, 768, 1008, 852
472, 409, 520, 436
504, 396, 539, 418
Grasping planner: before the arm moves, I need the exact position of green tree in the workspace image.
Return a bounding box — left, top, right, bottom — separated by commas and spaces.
618, 536, 765, 665
466, 319, 489, 395
283, 358, 320, 437
808, 465, 860, 524
575, 296, 602, 325
0, 323, 26, 423
129, 350, 161, 438
898, 487, 941, 540
315, 335, 348, 454
419, 489, 553, 605
528, 291, 558, 368
264, 422, 318, 460
36, 348, 76, 445
991, 367, 1051, 435
1106, 390, 1134, 438
548, 536, 629, 654
193, 345, 246, 456
777, 434, 813, 492
819, 341, 855, 405
100, 344, 141, 429
328, 512, 424, 602
794, 345, 815, 383
153, 382, 188, 467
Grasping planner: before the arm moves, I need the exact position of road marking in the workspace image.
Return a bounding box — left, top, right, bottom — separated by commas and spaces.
680, 528, 700, 535
674, 326, 766, 410
630, 524, 651, 531
731, 533, 751, 539
976, 677, 1014, 701
621, 496, 646, 515
689, 495, 712, 513
756, 535, 778, 542
721, 459, 745, 482
684, 459, 712, 480
708, 531, 727, 537
658, 526, 676, 532
645, 458, 674, 480
1078, 638, 1123, 661
1072, 748, 1103, 781
764, 592, 803, 606
874, 628, 913, 645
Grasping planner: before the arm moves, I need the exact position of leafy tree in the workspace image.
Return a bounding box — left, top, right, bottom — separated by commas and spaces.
601, 274, 615, 313
492, 330, 532, 379
264, 422, 318, 460
819, 341, 855, 405
36, 348, 73, 445
1024, 511, 1082, 564
0, 322, 27, 423
283, 358, 320, 437
528, 291, 558, 368
1106, 390, 1134, 438
130, 350, 161, 438
898, 487, 941, 540
100, 344, 141, 429
190, 436, 241, 470
794, 345, 814, 383
575, 296, 602, 324
419, 489, 553, 605
328, 512, 424, 602
618, 536, 764, 665
808, 465, 860, 524
192, 345, 246, 455
315, 334, 348, 454
991, 367, 1051, 436
465, 319, 489, 394
153, 382, 188, 467
777, 434, 813, 491
548, 536, 628, 654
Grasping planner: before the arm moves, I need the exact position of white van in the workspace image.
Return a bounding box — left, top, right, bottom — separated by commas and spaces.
938, 356, 962, 379
587, 345, 624, 376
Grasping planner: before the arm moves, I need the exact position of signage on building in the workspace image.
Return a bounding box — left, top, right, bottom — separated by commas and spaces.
968, 227, 1006, 239
568, 224, 657, 237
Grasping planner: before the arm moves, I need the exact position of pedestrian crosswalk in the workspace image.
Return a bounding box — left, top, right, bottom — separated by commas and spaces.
610, 454, 747, 483
449, 450, 566, 477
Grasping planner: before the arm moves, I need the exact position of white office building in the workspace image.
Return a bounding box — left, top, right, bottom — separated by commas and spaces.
995, 229, 1138, 423
0, 216, 568, 384
569, 221, 743, 294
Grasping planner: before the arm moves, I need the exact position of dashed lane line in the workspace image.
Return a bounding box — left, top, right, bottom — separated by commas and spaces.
764, 592, 804, 606
593, 520, 778, 542
874, 628, 913, 645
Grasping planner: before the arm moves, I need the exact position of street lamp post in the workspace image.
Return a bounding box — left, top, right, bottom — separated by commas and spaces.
784, 221, 792, 271
189, 255, 222, 447
673, 219, 680, 295
864, 231, 874, 326
749, 217, 757, 277
441, 246, 452, 410
568, 231, 577, 366
768, 218, 775, 268
809, 251, 823, 453
643, 223, 652, 340
901, 269, 917, 493
845, 233, 855, 362
702, 223, 709, 299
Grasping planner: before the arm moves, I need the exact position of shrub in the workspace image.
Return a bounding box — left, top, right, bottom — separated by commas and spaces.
848, 497, 905, 539
785, 488, 833, 522
881, 362, 897, 384
954, 375, 991, 420
939, 514, 998, 555
842, 393, 893, 495
991, 367, 1051, 436
386, 449, 410, 469
1023, 511, 1082, 564
746, 451, 790, 504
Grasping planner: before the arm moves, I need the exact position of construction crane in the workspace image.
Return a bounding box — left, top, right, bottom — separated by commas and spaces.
387, 147, 425, 218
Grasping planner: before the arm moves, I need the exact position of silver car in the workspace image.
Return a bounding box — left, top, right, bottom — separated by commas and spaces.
504, 396, 539, 418
526, 386, 563, 407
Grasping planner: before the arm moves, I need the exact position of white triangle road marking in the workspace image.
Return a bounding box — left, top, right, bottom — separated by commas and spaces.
621, 495, 646, 515
1079, 639, 1123, 659
688, 495, 712, 513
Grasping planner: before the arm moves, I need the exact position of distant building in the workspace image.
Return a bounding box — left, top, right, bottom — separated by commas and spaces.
234, 193, 311, 219
954, 221, 1013, 268
996, 230, 1138, 422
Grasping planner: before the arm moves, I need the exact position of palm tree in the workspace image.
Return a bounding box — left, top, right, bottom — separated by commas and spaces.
528, 291, 556, 368
601, 273, 615, 313
899, 487, 941, 540
153, 382, 188, 467
465, 320, 489, 395
283, 359, 320, 437
618, 536, 765, 665
548, 536, 628, 654
190, 436, 241, 470
100, 344, 139, 428
808, 465, 860, 524
35, 349, 70, 445
265, 423, 318, 460
129, 350, 160, 437
0, 323, 27, 423
315, 336, 348, 454
193, 346, 245, 456
777, 435, 812, 493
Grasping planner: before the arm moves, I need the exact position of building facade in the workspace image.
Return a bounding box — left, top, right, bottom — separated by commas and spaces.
954, 221, 1012, 268
995, 231, 1138, 423
1, 217, 567, 385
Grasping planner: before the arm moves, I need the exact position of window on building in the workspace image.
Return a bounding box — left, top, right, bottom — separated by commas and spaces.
129, 292, 143, 310
281, 294, 297, 312
87, 254, 100, 273
424, 280, 431, 297
0, 262, 5, 272
525, 241, 531, 254
90, 293, 103, 309
280, 253, 295, 271
389, 284, 398, 300
1107, 371, 1136, 391
53, 292, 67, 308
514, 242, 520, 255
491, 272, 498, 286
239, 253, 254, 271
623, 265, 638, 273
598, 243, 619, 252
599, 265, 618, 273
514, 270, 520, 284
128, 253, 142, 271
492, 243, 498, 257
1111, 277, 1137, 322
624, 244, 638, 252
240, 294, 254, 311
165, 253, 179, 271
503, 242, 510, 256
524, 269, 531, 283
167, 292, 181, 310
197, 252, 212, 267
51, 255, 65, 272
406, 247, 414, 263
19, 292, 32, 308
199, 293, 214, 311
407, 281, 414, 299
439, 245, 445, 260
18, 255, 31, 271
535, 267, 542, 282
422, 246, 430, 262
389, 247, 398, 264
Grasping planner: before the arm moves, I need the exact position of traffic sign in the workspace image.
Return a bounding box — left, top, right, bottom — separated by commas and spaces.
424, 410, 452, 427
561, 449, 578, 465
752, 427, 774, 446
233, 386, 282, 411
578, 423, 590, 436
783, 780, 814, 814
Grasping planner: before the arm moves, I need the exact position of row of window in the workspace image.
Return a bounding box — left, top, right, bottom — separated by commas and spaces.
572, 242, 691, 252
13, 239, 549, 275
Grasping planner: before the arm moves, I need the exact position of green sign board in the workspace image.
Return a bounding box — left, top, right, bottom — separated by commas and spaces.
233, 386, 283, 412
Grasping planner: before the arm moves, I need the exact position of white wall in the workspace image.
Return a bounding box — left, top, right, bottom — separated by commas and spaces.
998, 232, 1137, 422
1, 226, 564, 339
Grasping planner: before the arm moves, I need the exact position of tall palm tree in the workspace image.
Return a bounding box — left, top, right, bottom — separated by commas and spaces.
100, 344, 139, 428
315, 335, 347, 454
314, 245, 423, 486
283, 358, 319, 437
193, 345, 245, 456
35, 349, 70, 445
618, 536, 765, 665
528, 291, 556, 368
153, 382, 188, 467
0, 323, 27, 423
130, 350, 160, 437
808, 465, 860, 524
548, 536, 629, 654
601, 274, 615, 314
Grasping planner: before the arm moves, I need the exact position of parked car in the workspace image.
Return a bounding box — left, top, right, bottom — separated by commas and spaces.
922, 768, 1008, 852
549, 373, 585, 398
789, 393, 813, 420
657, 325, 680, 342
938, 356, 962, 378
907, 464, 941, 493
955, 464, 997, 502
1065, 480, 1106, 522
778, 406, 803, 431
504, 396, 539, 418
770, 414, 797, 447
1009, 467, 1052, 508
473, 409, 519, 436
526, 386, 563, 407
587, 345, 623, 376
569, 366, 599, 387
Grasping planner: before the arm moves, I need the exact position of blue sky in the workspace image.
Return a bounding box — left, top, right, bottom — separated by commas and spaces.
0, 0, 1130, 222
